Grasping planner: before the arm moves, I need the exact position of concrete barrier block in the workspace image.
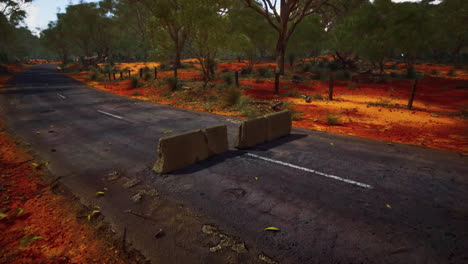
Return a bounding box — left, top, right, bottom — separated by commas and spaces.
153, 130, 210, 174
203, 124, 228, 155
265, 110, 292, 141
236, 116, 267, 149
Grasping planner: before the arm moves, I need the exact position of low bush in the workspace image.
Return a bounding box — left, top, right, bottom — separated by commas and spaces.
325, 113, 341, 126
281, 101, 303, 121
312, 93, 324, 100
430, 69, 440, 76
406, 66, 418, 79
130, 76, 142, 88
291, 75, 303, 83
256, 66, 271, 77
221, 87, 241, 107
165, 76, 182, 91
448, 68, 457, 77
347, 82, 359, 90
221, 72, 234, 86
367, 98, 392, 108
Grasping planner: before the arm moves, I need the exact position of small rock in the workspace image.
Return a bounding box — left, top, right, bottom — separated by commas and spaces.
131, 192, 143, 203
154, 228, 165, 239
259, 254, 278, 264
106, 171, 120, 181
231, 242, 247, 253
202, 224, 218, 235
123, 178, 141, 189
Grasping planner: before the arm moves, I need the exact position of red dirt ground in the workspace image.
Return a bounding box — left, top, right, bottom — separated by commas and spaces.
68, 60, 468, 154
0, 72, 131, 264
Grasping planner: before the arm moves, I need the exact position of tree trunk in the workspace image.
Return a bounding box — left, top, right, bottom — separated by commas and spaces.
154, 67, 158, 79
407, 79, 418, 110
235, 71, 239, 88
274, 73, 280, 95
329, 76, 334, 101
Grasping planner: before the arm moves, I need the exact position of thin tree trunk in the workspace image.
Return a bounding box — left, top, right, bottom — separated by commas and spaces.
407, 79, 418, 110
329, 76, 334, 101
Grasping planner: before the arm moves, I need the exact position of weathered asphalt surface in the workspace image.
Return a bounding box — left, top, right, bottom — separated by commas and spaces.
1, 65, 467, 264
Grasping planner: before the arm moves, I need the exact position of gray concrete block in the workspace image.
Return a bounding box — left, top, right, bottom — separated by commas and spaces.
265, 110, 292, 141
236, 116, 267, 149
153, 129, 210, 174
203, 124, 229, 155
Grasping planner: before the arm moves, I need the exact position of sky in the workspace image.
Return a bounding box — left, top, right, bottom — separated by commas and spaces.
22, 0, 426, 36
23, 0, 99, 35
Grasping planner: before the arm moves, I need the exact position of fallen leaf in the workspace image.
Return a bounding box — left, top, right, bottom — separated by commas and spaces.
386, 204, 392, 209
163, 131, 174, 134
264, 227, 280, 231
255, 177, 259, 181
330, 142, 334, 146
0, 212, 7, 220
103, 187, 108, 191
31, 163, 39, 168
19, 235, 43, 247
17, 208, 24, 216
35, 131, 41, 134
87, 210, 101, 221
96, 191, 105, 196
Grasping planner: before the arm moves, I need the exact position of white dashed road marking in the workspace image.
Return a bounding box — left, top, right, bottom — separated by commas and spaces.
246, 153, 373, 189
57, 93, 66, 99
97, 110, 124, 120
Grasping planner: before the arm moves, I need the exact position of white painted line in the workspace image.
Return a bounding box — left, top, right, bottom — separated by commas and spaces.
57, 93, 66, 99
246, 153, 373, 189
97, 110, 124, 120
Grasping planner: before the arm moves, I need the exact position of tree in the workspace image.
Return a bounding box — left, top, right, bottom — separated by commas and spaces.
188, 0, 231, 83
227, 6, 276, 70
142, 0, 192, 76
243, 0, 330, 94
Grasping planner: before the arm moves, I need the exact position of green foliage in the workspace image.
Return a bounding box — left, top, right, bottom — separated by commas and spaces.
130, 76, 142, 88
222, 87, 241, 107
334, 70, 352, 81
221, 72, 234, 86
291, 75, 303, 83
325, 113, 341, 126
281, 101, 303, 121
406, 67, 418, 79
256, 66, 271, 77
165, 76, 182, 92
430, 69, 440, 76
312, 93, 324, 101
368, 98, 392, 108
448, 69, 457, 77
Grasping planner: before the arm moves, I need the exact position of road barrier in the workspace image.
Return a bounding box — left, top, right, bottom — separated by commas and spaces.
153, 124, 228, 173
237, 110, 291, 149
266, 110, 292, 141
203, 124, 229, 155
236, 116, 267, 149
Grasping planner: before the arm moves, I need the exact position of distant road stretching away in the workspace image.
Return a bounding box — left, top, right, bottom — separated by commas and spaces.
1, 65, 467, 264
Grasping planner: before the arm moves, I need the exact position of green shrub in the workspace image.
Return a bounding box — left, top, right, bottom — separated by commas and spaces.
301, 63, 312, 72
130, 76, 142, 88
142, 67, 152, 81
325, 113, 341, 126
132, 90, 141, 96
241, 66, 253, 75
312, 93, 324, 100
406, 66, 417, 79
159, 63, 170, 71
430, 69, 440, 76
240, 107, 261, 119
165, 76, 182, 91
291, 75, 303, 83
367, 98, 392, 108
448, 68, 457, 77
281, 101, 303, 121
222, 87, 241, 107
347, 82, 359, 90
389, 72, 398, 79
221, 72, 234, 86
287, 89, 300, 98
256, 66, 271, 77
335, 70, 352, 81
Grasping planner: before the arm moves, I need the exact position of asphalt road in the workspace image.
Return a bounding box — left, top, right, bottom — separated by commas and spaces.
1, 65, 467, 264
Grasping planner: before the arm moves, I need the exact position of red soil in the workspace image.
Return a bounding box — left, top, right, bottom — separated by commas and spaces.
68, 60, 468, 153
